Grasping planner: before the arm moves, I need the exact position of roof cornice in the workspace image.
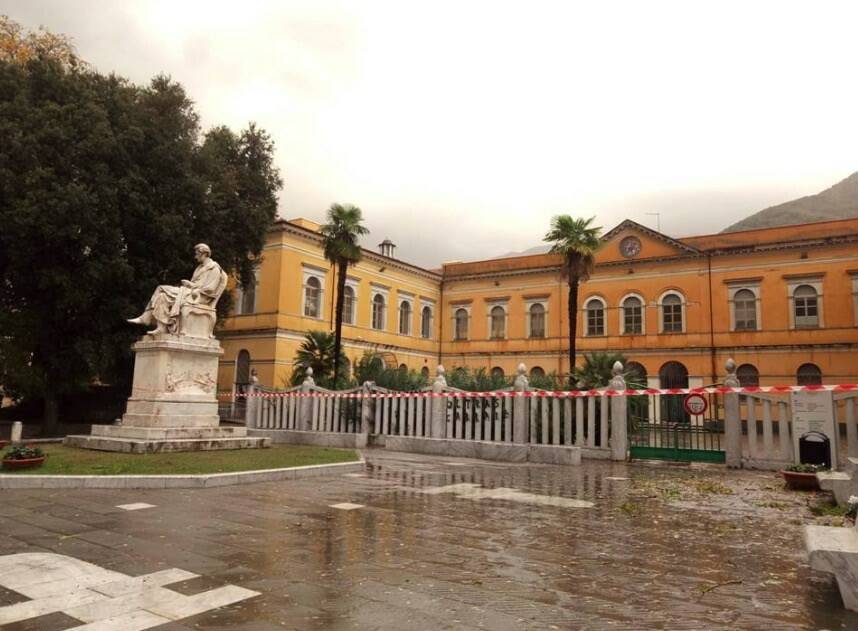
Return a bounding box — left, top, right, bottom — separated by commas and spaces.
271, 220, 441, 281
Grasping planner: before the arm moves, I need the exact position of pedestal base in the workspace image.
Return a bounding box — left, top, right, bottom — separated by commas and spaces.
67, 333, 269, 453
64, 425, 270, 453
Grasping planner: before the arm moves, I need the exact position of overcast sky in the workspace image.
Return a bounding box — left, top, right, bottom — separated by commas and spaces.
4, 1, 858, 267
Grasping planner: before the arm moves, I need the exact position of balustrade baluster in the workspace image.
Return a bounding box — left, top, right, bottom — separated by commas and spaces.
587, 397, 596, 448
846, 398, 858, 459
762, 400, 774, 461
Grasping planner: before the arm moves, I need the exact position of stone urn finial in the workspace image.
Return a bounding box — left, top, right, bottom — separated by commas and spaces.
612, 361, 624, 377
433, 364, 447, 390
514, 363, 529, 391
303, 366, 315, 386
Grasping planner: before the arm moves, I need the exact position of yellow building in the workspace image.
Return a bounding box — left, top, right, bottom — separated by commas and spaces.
218, 216, 858, 394
219, 218, 441, 393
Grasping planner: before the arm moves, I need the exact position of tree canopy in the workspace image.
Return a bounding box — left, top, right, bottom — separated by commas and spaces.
0, 18, 282, 428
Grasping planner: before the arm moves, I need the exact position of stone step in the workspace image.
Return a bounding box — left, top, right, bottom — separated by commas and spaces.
90, 425, 247, 440
63, 435, 270, 454
818, 471, 855, 505
120, 413, 220, 428
805, 525, 858, 610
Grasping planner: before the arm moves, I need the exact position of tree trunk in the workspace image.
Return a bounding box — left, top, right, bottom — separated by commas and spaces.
43, 390, 59, 437
567, 261, 579, 386
332, 259, 348, 384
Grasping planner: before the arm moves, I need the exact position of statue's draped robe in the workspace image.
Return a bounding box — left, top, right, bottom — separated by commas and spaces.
145, 259, 224, 331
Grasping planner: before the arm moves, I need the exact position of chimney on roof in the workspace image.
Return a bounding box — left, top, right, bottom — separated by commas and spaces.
378, 238, 396, 258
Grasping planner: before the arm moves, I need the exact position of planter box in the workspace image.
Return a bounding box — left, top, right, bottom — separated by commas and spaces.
780, 469, 820, 491
2, 456, 46, 470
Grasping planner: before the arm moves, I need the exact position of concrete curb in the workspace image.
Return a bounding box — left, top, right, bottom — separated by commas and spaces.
0, 458, 365, 489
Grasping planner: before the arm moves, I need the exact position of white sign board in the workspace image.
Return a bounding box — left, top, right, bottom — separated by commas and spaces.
790, 390, 837, 467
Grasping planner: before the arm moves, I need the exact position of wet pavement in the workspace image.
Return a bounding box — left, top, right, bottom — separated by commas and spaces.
0, 449, 853, 630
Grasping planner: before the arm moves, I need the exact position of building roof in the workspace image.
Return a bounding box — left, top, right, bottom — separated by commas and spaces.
274, 215, 858, 281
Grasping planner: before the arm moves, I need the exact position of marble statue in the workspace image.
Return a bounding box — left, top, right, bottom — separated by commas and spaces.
127, 243, 228, 338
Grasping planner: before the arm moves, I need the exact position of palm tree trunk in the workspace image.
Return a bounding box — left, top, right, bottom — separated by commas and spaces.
568, 262, 579, 386
332, 260, 348, 384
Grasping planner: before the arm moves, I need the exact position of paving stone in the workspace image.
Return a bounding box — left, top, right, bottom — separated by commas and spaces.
0, 451, 850, 629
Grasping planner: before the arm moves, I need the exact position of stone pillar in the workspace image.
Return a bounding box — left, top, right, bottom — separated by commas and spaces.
430, 365, 447, 438
10, 421, 23, 445
360, 381, 374, 435
300, 368, 315, 432
513, 363, 529, 444
609, 361, 628, 461
723, 358, 742, 468
244, 372, 259, 429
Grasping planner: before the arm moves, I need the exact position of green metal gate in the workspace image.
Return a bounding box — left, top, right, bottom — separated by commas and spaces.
629, 393, 725, 463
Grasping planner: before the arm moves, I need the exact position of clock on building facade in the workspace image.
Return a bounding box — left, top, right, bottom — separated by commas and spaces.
619, 236, 642, 258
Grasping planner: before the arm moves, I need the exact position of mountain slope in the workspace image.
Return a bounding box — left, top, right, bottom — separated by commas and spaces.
723, 171, 858, 232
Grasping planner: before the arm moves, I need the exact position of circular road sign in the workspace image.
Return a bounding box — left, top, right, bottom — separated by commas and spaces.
684, 393, 708, 416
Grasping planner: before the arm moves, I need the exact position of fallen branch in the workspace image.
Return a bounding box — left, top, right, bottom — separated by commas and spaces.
698, 579, 743, 597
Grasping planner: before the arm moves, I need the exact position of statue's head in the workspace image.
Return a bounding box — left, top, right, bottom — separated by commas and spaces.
194, 243, 211, 262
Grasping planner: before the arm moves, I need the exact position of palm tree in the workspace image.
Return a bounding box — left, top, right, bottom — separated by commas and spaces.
320, 204, 369, 384
290, 330, 340, 386
572, 352, 629, 389
544, 215, 602, 381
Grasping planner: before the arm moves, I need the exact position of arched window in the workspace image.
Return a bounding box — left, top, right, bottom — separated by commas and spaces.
235, 350, 251, 390
454, 308, 469, 340
399, 301, 412, 335
399, 363, 408, 372
491, 367, 505, 379
529, 303, 545, 338
585, 298, 605, 336
733, 289, 757, 331
622, 296, 643, 335
794, 285, 819, 328
661, 293, 683, 333
625, 361, 647, 386
304, 276, 321, 318
797, 363, 822, 386
421, 366, 430, 379
659, 361, 689, 422
372, 294, 385, 330
736, 363, 759, 387
530, 366, 545, 378
342, 286, 355, 325
659, 361, 689, 389
421, 306, 433, 339
490, 305, 506, 339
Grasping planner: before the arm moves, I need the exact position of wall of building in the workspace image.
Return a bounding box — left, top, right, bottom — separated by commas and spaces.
218, 220, 441, 391
217, 216, 858, 394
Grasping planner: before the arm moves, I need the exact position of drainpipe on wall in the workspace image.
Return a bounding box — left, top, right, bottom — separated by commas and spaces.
437, 275, 444, 365
707, 254, 717, 383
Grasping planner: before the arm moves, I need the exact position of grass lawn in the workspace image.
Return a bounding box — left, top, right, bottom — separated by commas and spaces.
1, 444, 359, 475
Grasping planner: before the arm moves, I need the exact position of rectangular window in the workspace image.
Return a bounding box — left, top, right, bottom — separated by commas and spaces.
530, 311, 545, 338
343, 289, 354, 325
662, 304, 682, 332
734, 301, 757, 330
586, 306, 604, 336
623, 305, 642, 334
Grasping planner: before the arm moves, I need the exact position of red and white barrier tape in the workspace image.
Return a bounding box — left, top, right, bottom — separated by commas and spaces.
216, 383, 858, 400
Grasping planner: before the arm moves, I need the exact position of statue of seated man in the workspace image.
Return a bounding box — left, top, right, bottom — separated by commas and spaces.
128, 243, 225, 336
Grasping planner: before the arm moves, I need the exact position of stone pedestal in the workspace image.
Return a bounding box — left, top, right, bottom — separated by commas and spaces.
65, 334, 269, 453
